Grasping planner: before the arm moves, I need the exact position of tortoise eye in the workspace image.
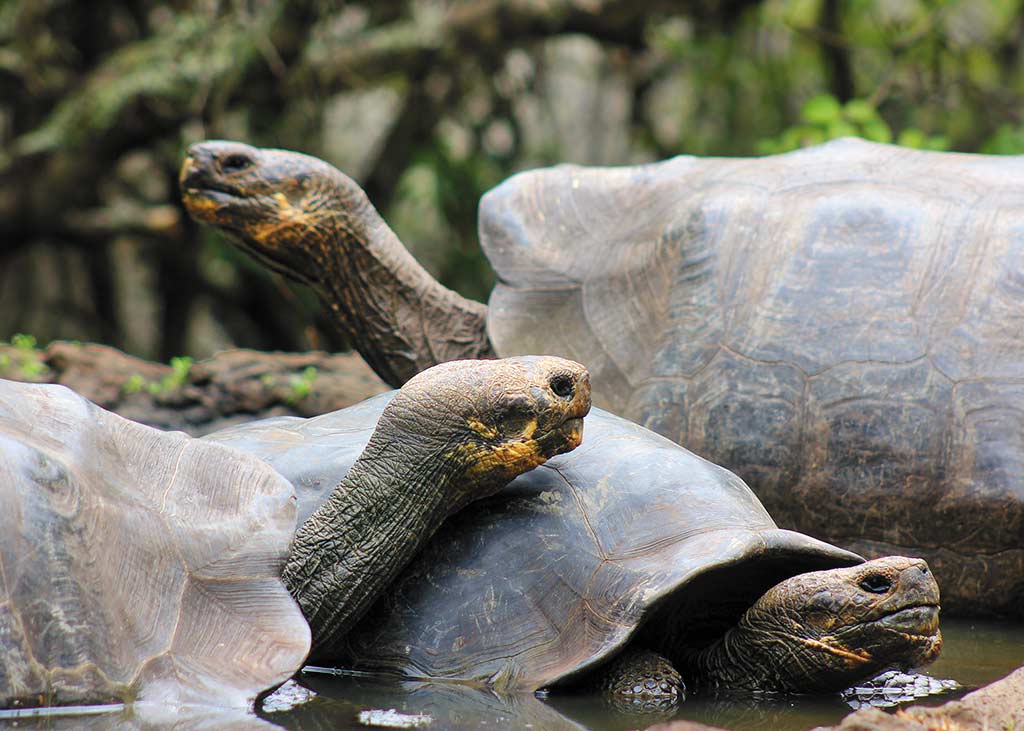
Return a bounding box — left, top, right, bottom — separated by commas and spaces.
550, 374, 575, 400
859, 574, 892, 594
222, 153, 253, 173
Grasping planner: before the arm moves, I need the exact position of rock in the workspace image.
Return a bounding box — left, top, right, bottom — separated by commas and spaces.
813, 666, 1024, 731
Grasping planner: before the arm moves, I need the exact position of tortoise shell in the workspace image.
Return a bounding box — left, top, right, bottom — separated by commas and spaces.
0, 379, 308, 710
208, 394, 860, 691
479, 138, 1024, 617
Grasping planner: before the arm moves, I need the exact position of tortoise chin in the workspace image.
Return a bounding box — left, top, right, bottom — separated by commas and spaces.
875, 604, 942, 667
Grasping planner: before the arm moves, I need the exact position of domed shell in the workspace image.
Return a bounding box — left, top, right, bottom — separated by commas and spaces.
208, 397, 860, 691
478, 138, 1024, 617
0, 379, 308, 710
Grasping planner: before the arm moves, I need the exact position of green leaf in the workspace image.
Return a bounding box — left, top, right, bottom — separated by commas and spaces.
11, 333, 37, 350
826, 120, 858, 140
897, 128, 927, 149
981, 125, 1024, 155
801, 94, 842, 125
843, 99, 878, 124
862, 119, 893, 144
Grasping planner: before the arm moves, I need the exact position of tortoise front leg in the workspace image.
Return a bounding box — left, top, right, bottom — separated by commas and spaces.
596, 647, 686, 711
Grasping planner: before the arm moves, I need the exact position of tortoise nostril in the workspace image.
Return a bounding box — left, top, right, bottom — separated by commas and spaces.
221, 153, 253, 173
859, 573, 893, 594
550, 374, 575, 400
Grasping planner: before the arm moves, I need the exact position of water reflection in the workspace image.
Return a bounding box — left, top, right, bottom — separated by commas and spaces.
0, 703, 276, 731
260, 618, 1023, 731
2, 619, 1020, 731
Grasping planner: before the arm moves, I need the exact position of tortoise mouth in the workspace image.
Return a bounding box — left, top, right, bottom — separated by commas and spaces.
876, 604, 939, 636
179, 154, 246, 204
181, 181, 245, 206
184, 185, 239, 201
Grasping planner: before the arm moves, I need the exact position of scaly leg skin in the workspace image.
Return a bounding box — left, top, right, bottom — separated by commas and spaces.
598, 647, 686, 714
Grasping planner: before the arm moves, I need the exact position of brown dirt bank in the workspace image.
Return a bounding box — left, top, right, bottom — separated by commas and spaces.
0, 340, 387, 435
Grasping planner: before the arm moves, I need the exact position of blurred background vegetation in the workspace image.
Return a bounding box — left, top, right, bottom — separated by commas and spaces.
3, 0, 1024, 363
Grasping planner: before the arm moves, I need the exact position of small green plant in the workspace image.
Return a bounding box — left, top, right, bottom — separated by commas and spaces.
2, 333, 47, 380
287, 366, 318, 404
20, 359, 47, 378
11, 333, 37, 350
149, 356, 193, 394
127, 356, 194, 396
260, 373, 277, 388
167, 356, 193, 387
122, 373, 145, 394
757, 95, 948, 155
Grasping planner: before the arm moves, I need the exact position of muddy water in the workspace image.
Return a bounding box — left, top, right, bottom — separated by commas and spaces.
262, 618, 1024, 731
1, 619, 1019, 730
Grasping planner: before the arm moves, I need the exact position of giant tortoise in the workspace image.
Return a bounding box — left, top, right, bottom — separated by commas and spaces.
0, 355, 589, 711
207, 395, 941, 701
180, 138, 1024, 618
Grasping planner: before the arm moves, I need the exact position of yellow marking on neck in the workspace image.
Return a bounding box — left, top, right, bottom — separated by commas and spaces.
273, 192, 304, 219
455, 438, 547, 480
466, 417, 498, 440
798, 636, 871, 668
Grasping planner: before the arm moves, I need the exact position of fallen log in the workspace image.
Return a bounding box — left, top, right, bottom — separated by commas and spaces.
0, 340, 387, 435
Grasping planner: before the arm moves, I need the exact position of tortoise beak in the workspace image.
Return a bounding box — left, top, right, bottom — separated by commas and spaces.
180, 143, 219, 192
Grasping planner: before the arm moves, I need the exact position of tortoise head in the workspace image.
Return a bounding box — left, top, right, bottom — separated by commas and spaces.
371, 355, 592, 509
727, 556, 941, 693
179, 141, 366, 286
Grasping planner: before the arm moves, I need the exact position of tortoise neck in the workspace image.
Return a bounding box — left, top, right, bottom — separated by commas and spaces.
311, 188, 494, 387
282, 432, 460, 661
686, 628, 765, 692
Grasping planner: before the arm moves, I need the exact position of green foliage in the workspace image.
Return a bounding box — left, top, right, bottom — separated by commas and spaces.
981, 125, 1024, 155
123, 356, 193, 396
0, 333, 47, 380
756, 93, 957, 154
757, 95, 892, 154
11, 333, 37, 350
287, 366, 318, 404
896, 129, 950, 152
10, 7, 284, 160
148, 356, 193, 394
123, 373, 145, 395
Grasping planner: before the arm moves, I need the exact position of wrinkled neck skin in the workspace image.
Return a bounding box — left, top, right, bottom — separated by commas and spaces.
686, 608, 905, 695
283, 427, 471, 662
299, 182, 494, 387
686, 621, 792, 693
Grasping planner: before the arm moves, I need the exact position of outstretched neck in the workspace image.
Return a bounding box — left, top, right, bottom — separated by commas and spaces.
312, 187, 494, 387
282, 435, 457, 661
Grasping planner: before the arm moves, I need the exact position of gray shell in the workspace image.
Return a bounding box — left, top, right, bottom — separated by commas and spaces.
479, 138, 1024, 617
207, 394, 860, 692
0, 378, 308, 710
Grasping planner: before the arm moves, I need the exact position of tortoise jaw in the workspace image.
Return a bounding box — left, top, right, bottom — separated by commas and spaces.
875, 603, 940, 643
180, 155, 244, 223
